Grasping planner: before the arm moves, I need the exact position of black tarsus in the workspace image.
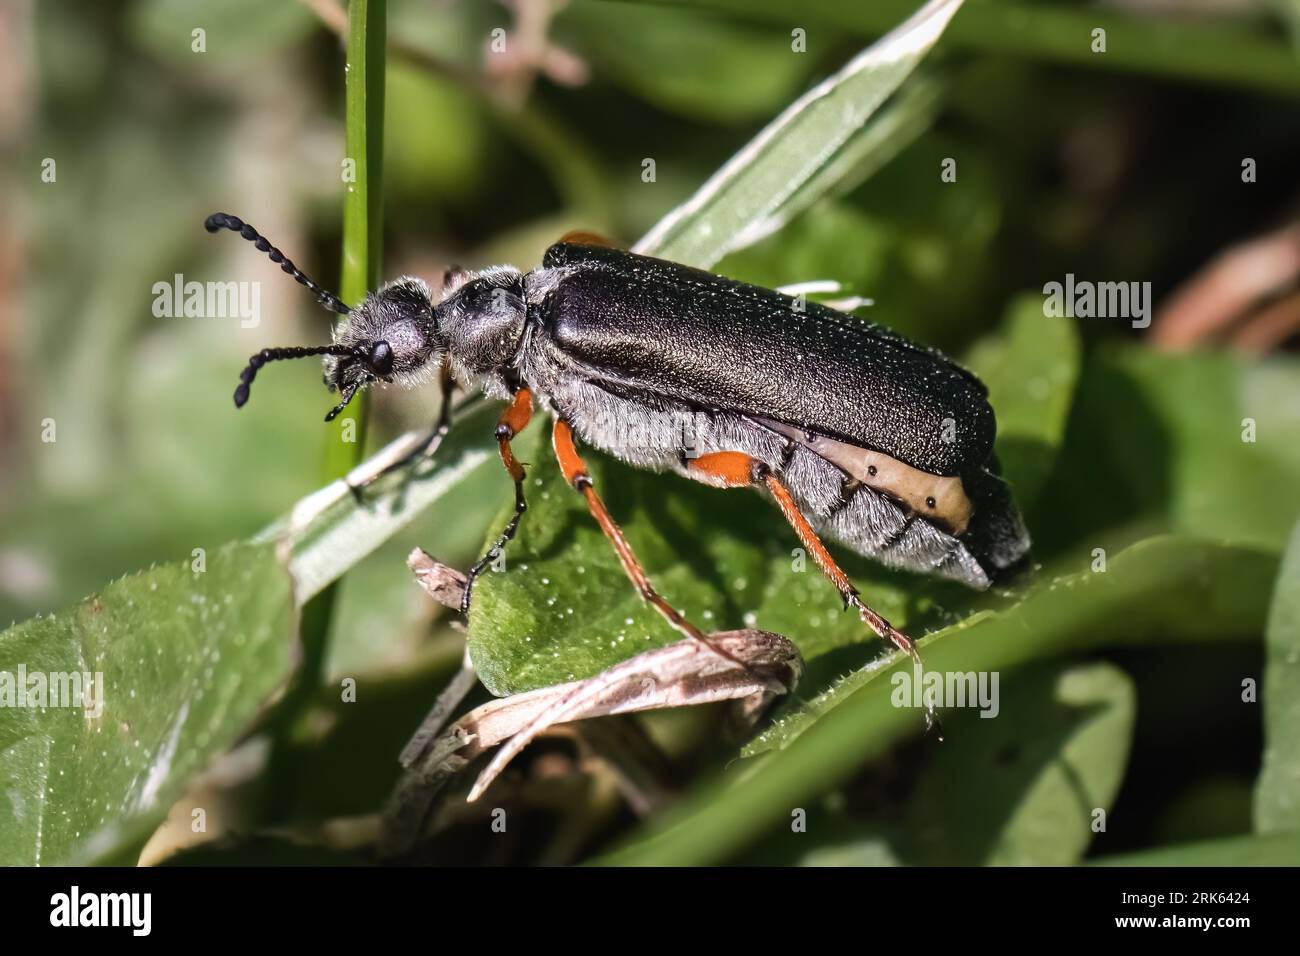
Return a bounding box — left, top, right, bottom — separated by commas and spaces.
205, 212, 352, 316
324, 382, 361, 422
460, 477, 527, 615
462, 388, 530, 614
346, 364, 457, 503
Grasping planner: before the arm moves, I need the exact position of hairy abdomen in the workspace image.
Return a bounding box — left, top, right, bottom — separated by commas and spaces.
526, 359, 993, 589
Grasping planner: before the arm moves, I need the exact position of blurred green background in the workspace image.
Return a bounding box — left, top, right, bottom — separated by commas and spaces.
3, 0, 1300, 866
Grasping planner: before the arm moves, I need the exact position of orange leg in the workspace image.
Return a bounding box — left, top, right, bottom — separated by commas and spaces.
763, 472, 919, 659
686, 452, 922, 664
552, 420, 783, 688
461, 389, 533, 614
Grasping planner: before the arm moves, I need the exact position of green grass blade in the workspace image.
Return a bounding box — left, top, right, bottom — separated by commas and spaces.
634, 0, 965, 268
265, 0, 388, 820
274, 402, 496, 604
636, 0, 1300, 96
322, 0, 387, 479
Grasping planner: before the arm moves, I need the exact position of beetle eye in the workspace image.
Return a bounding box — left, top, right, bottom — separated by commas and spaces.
369, 340, 394, 375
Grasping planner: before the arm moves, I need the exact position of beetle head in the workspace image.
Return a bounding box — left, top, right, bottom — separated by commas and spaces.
206, 213, 445, 421
321, 277, 443, 405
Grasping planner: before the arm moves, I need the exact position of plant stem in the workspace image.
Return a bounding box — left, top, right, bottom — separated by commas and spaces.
267, 0, 387, 821
306, 0, 386, 663
327, 0, 386, 474
299, 0, 612, 226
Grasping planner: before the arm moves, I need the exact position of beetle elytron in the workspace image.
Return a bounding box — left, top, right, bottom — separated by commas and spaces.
206, 212, 1030, 666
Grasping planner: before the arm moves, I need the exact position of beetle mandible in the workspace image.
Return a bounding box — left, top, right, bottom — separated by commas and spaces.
206, 212, 1031, 668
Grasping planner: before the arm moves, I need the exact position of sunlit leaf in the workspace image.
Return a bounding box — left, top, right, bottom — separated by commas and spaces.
966, 295, 1080, 507
1254, 519, 1300, 832
635, 0, 966, 267
277, 402, 496, 605
0, 542, 294, 866
598, 537, 1273, 865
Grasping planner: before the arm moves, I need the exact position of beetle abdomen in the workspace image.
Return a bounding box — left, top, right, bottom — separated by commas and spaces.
521, 349, 1022, 589
757, 418, 973, 535
540, 243, 995, 477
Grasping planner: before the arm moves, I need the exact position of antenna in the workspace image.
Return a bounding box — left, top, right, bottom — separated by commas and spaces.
234, 344, 360, 409
205, 212, 351, 315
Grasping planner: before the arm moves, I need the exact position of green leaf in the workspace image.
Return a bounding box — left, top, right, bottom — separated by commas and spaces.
799, 838, 901, 867
129, 0, 315, 64
759, 78, 942, 236
561, 2, 815, 122
799, 660, 1135, 866
635, 0, 966, 267
0, 403, 497, 863
896, 660, 1135, 865
642, 0, 1300, 97
718, 126, 1004, 348
323, 478, 505, 681
1091, 832, 1300, 867
718, 202, 892, 289
597, 537, 1273, 865
0, 542, 295, 866
274, 401, 497, 605
1035, 346, 1300, 557
965, 295, 1081, 507
1255, 519, 1300, 833
750, 536, 1270, 756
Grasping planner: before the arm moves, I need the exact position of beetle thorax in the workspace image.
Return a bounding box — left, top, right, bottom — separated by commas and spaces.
437, 265, 528, 376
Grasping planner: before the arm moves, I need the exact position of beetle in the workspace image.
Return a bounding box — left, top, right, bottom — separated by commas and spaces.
206, 211, 1030, 667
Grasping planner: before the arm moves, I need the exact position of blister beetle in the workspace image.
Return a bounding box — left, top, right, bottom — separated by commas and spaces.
206, 212, 1030, 669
